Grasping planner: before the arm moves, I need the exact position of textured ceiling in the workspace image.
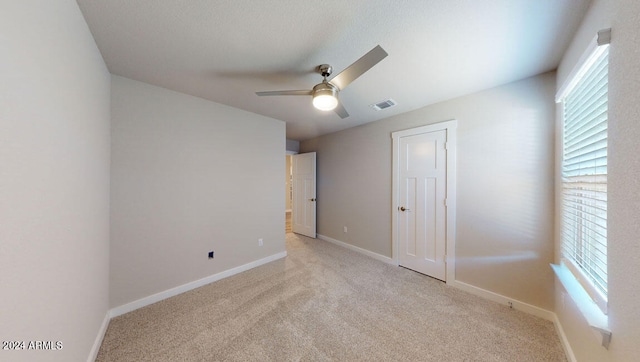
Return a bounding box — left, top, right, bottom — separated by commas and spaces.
76, 0, 591, 141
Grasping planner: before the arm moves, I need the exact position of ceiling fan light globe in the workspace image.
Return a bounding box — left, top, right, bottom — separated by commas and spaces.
313, 94, 338, 111
312, 83, 339, 111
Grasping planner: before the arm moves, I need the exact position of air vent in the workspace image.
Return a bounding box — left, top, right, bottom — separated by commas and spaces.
370, 99, 397, 111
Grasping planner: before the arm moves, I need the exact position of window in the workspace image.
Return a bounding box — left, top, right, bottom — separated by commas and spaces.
557, 31, 610, 312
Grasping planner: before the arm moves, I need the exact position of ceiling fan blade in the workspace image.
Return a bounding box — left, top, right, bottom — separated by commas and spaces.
256, 90, 312, 96
334, 101, 349, 119
330, 45, 388, 91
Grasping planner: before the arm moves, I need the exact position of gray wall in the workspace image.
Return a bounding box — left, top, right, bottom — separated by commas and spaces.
554, 0, 640, 360
110, 76, 286, 308
0, 1, 111, 361
286, 139, 300, 153
302, 72, 557, 310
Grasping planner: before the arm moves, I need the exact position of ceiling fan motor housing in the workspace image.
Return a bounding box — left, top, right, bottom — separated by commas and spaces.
318, 64, 333, 78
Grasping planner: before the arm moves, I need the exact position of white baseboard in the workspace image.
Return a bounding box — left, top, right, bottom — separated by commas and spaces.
87, 312, 110, 362
316, 235, 574, 360
94, 242, 576, 362
448, 280, 555, 321
317, 234, 394, 265
109, 251, 287, 318
315, 237, 556, 323
552, 312, 577, 362
449, 280, 576, 361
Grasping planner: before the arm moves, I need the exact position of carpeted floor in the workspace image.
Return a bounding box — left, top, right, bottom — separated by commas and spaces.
96, 233, 567, 361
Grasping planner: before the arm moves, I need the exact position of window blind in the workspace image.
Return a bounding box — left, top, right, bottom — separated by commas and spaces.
561, 46, 609, 298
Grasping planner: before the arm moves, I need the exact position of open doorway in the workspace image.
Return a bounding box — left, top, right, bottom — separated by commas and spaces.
285, 149, 316, 237
285, 154, 293, 233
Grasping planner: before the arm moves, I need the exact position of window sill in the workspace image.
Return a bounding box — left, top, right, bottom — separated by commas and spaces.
551, 262, 611, 349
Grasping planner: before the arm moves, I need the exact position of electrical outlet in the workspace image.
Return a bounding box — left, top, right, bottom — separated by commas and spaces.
208, 251, 214, 259
258, 238, 263, 247
343, 226, 348, 233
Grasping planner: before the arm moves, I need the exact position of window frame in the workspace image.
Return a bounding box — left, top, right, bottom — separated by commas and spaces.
556, 29, 610, 315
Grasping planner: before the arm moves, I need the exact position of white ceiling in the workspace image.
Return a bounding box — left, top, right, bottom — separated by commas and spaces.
76, 0, 591, 141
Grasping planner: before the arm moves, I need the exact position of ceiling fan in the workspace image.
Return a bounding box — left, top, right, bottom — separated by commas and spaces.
256, 45, 388, 119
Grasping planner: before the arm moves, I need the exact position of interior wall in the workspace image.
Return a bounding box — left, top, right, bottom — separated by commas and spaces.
609, 0, 640, 357
286, 155, 293, 211
301, 72, 557, 310
286, 139, 300, 153
554, 0, 640, 360
0, 1, 111, 361
110, 76, 285, 308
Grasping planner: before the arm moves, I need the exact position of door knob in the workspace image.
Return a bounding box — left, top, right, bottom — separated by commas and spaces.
399, 206, 410, 211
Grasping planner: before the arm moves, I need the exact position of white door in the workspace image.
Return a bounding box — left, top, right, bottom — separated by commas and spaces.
292, 152, 316, 238
394, 127, 449, 280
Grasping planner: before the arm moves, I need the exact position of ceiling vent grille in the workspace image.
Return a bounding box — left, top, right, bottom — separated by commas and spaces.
370, 99, 397, 111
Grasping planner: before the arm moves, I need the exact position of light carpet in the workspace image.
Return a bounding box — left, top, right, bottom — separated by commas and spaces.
96, 233, 566, 361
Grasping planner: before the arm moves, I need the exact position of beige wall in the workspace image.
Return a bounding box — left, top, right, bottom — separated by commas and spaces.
110, 76, 285, 308
286, 155, 293, 210
302, 72, 557, 310
0, 1, 111, 361
555, 0, 640, 360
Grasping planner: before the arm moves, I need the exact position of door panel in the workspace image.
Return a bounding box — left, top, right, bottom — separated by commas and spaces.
292, 152, 316, 238
402, 177, 417, 256
398, 130, 447, 280
424, 177, 441, 262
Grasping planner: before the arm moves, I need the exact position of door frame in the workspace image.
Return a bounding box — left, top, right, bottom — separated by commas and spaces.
391, 120, 457, 283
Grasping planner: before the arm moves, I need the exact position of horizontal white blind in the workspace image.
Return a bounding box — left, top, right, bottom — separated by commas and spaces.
561, 46, 608, 297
